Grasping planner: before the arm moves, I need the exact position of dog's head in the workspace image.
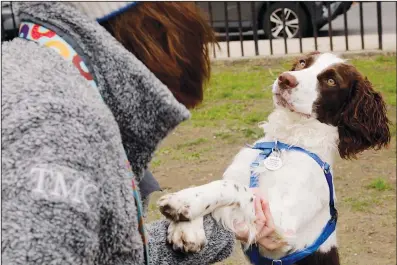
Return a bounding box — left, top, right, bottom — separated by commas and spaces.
272, 52, 390, 158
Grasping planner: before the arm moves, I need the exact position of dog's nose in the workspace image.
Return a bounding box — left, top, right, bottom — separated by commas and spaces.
278, 73, 298, 89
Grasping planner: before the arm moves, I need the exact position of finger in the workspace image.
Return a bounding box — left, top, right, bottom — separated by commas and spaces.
255, 218, 274, 240
257, 225, 275, 239
254, 196, 262, 215
261, 199, 270, 215
254, 197, 266, 221
258, 208, 275, 236
255, 226, 269, 241
261, 200, 275, 229
254, 200, 275, 241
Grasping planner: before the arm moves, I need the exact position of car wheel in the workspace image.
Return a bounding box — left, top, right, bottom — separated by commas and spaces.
263, 3, 310, 39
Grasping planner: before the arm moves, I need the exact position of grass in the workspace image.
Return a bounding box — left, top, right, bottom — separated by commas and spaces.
153, 54, 396, 161
366, 178, 393, 191
176, 138, 208, 149
342, 196, 382, 212
350, 55, 396, 106
148, 54, 396, 265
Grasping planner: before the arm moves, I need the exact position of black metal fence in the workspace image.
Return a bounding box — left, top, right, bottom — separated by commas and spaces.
2, 2, 396, 57
196, 1, 396, 58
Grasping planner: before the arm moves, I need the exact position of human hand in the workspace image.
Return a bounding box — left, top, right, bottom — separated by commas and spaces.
234, 189, 286, 250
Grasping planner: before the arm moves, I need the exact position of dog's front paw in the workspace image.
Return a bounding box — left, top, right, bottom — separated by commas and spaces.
157, 192, 195, 221
167, 219, 207, 253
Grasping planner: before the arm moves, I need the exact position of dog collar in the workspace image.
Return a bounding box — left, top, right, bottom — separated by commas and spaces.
245, 141, 338, 265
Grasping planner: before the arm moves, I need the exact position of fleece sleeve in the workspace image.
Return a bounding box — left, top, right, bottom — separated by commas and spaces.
1, 39, 147, 264
146, 215, 235, 265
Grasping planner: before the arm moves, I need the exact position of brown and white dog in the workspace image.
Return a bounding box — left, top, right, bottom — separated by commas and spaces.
157, 52, 391, 264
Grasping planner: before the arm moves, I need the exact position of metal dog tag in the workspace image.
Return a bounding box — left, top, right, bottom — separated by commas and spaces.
263, 152, 283, 171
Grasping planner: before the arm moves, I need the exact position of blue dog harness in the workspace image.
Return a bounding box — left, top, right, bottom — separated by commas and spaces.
245, 141, 338, 265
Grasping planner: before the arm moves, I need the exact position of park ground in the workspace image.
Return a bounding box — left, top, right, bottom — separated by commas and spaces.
146, 54, 396, 265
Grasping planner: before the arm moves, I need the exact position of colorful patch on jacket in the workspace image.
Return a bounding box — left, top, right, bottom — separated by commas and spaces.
126, 160, 150, 263
19, 21, 97, 89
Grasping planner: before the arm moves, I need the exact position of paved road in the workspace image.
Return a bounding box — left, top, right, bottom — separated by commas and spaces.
213, 2, 396, 58
321, 2, 396, 36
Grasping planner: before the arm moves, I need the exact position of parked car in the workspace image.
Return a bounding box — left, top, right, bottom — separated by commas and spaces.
196, 1, 353, 39
1, 2, 353, 42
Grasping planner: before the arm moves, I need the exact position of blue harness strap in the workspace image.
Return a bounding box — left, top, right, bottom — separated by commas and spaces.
245, 141, 338, 265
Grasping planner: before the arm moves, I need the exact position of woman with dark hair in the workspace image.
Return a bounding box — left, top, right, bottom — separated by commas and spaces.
2, 2, 276, 264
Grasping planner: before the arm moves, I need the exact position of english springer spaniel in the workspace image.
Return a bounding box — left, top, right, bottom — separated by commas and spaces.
157, 52, 391, 265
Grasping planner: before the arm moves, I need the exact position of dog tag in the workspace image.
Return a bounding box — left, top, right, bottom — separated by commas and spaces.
263, 153, 283, 171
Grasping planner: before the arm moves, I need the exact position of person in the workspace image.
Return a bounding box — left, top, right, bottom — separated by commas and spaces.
2, 2, 278, 265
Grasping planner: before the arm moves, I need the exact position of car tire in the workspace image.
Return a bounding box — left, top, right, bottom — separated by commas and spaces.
262, 3, 311, 39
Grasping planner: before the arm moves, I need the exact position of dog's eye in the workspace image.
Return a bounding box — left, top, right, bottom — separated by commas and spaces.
327, 78, 336, 86
299, 60, 306, 68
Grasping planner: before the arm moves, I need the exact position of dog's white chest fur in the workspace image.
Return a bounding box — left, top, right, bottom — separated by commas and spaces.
224, 144, 335, 256
223, 109, 339, 257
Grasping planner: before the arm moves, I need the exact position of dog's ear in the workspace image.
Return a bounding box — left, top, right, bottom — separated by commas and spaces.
290, 51, 320, 71
308, 51, 321, 56
338, 76, 390, 159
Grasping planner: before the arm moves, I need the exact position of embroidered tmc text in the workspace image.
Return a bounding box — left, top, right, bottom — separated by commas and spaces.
31, 167, 98, 209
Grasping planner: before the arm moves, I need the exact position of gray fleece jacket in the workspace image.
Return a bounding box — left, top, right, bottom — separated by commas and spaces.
1, 2, 234, 265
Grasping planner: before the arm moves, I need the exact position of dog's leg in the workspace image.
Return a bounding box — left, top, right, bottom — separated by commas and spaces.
167, 217, 207, 252
166, 206, 258, 253
212, 206, 258, 248
158, 180, 255, 222
158, 180, 257, 252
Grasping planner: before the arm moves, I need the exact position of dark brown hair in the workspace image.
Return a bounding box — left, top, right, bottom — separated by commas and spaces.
314, 63, 391, 159
101, 2, 216, 109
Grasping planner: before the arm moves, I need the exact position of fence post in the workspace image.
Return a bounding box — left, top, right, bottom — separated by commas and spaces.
266, 2, 273, 55
237, 2, 244, 57
251, 2, 259, 56
359, 2, 365, 50
327, 2, 333, 51
224, 1, 230, 57
296, 2, 303, 53
311, 2, 318, 51
376, 2, 383, 50
281, 8, 288, 54
343, 3, 349, 51
208, 2, 216, 58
